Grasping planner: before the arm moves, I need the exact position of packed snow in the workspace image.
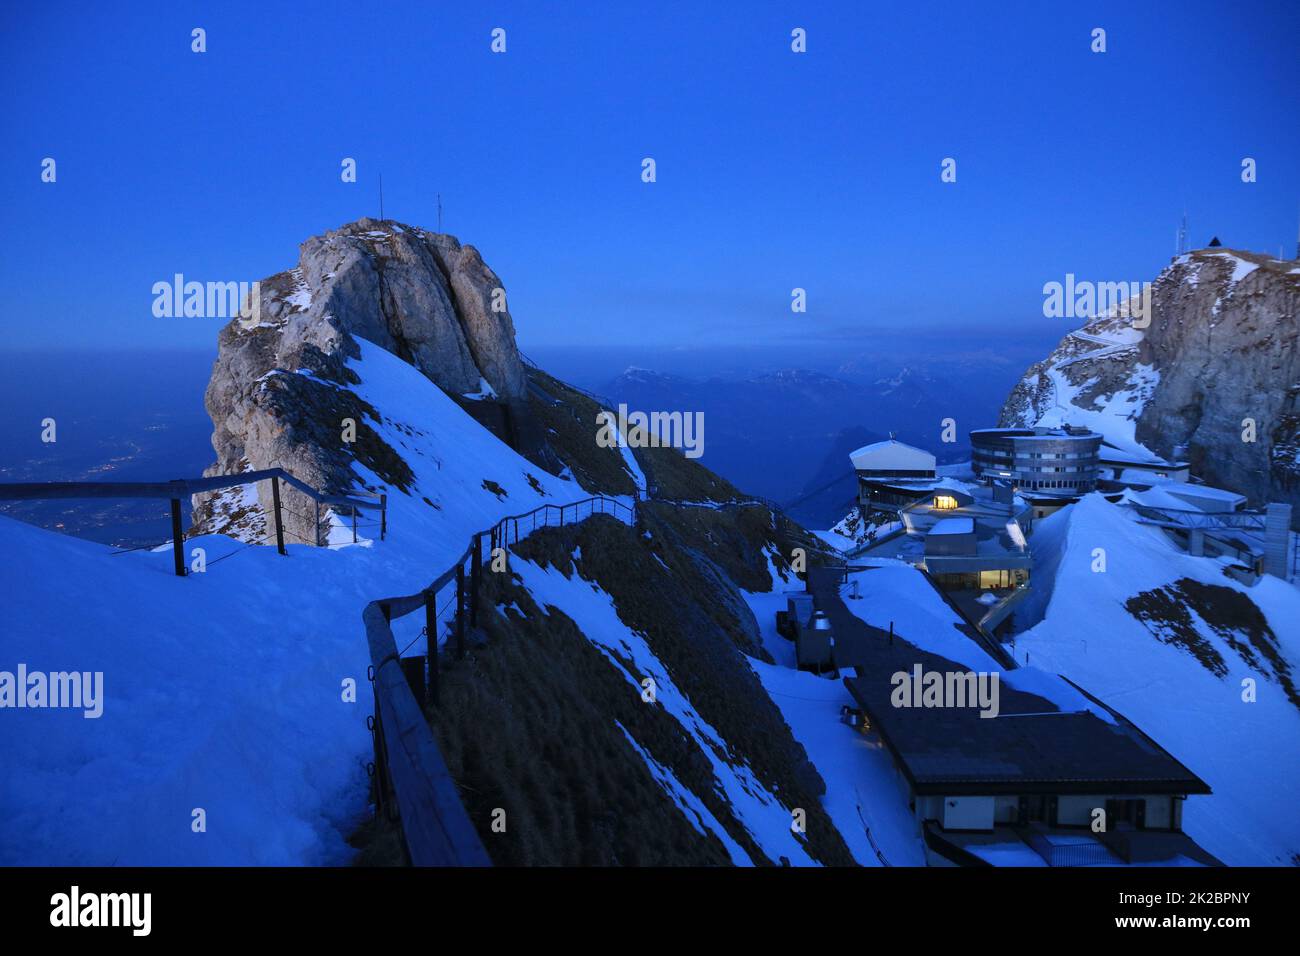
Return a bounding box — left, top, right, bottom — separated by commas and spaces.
0, 338, 583, 865
747, 659, 925, 866
1015, 494, 1300, 866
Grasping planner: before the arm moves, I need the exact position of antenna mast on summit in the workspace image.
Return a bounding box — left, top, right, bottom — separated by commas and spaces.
1177, 209, 1188, 255
437, 193, 443, 232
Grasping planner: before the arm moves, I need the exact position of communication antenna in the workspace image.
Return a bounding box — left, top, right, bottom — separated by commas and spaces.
1177, 209, 1188, 255
437, 193, 443, 233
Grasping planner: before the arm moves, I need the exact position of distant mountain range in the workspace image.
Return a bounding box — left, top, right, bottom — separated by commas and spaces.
602, 356, 1020, 525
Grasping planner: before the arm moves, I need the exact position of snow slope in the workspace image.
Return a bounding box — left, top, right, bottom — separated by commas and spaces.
1000, 287, 1161, 458
0, 338, 587, 865
836, 559, 1115, 720
748, 660, 925, 866
1033, 361, 1161, 460
1016, 495, 1300, 866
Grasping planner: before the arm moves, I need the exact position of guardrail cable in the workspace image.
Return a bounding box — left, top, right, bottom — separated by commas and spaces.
205, 540, 259, 567
109, 541, 168, 556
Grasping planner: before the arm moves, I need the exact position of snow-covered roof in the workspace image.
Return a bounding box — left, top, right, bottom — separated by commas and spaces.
1099, 441, 1185, 468
1125, 482, 1246, 514
837, 560, 1210, 797
1164, 485, 1247, 511
929, 517, 974, 536
849, 439, 936, 474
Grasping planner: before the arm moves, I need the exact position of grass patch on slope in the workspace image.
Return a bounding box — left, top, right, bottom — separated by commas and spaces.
632, 444, 742, 502
507, 516, 854, 865
431, 553, 750, 866
1125, 577, 1300, 711
425, 513, 855, 865
525, 368, 637, 496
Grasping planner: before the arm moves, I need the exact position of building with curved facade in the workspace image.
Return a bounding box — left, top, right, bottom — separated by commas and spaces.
970, 426, 1103, 495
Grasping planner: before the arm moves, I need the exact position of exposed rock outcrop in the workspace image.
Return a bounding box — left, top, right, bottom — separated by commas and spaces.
192, 218, 538, 543
289, 217, 527, 400
1001, 248, 1300, 512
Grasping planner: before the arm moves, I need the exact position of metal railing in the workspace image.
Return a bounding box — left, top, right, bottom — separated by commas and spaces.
483, 496, 636, 552
1124, 502, 1266, 531
0, 468, 385, 577
1017, 826, 1116, 867
916, 567, 1019, 670
362, 495, 638, 866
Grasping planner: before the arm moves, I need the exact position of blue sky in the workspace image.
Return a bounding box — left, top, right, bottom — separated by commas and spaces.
1, 0, 1296, 358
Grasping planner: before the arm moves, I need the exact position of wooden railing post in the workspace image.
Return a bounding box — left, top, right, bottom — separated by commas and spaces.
380, 493, 387, 540
455, 563, 466, 659
271, 476, 287, 556
170, 497, 185, 578
425, 589, 439, 707
470, 533, 482, 628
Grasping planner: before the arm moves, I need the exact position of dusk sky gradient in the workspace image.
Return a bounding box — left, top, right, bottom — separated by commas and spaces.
1, 0, 1297, 361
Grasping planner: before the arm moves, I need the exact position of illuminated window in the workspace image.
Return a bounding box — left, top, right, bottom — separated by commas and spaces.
934, 494, 958, 510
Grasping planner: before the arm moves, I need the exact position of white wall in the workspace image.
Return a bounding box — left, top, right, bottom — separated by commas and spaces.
940, 796, 994, 831
919, 790, 1179, 832
1056, 794, 1174, 830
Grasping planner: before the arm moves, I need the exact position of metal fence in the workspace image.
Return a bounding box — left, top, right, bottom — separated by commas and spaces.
1018, 827, 1117, 867
0, 468, 385, 576
362, 495, 638, 866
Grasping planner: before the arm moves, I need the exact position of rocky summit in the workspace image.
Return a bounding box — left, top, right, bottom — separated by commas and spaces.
1001, 248, 1300, 513
193, 218, 540, 543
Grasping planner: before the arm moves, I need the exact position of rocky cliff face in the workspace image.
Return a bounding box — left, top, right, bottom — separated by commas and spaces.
193, 218, 536, 543
1001, 248, 1300, 510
